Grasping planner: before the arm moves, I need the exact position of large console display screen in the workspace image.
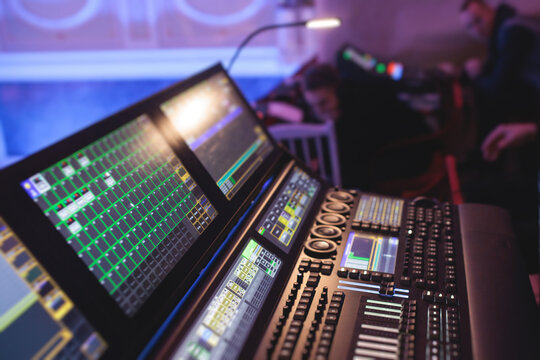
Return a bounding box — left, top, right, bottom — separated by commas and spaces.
20, 115, 217, 317
0, 217, 107, 359
256, 167, 320, 253
173, 239, 281, 360
160, 72, 274, 200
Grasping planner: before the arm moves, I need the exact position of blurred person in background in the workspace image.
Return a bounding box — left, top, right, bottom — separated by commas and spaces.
460, 0, 540, 298
301, 63, 430, 189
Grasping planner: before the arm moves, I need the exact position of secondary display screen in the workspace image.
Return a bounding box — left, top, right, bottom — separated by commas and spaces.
21, 115, 217, 316
173, 239, 281, 360
340, 232, 399, 274
160, 72, 274, 200
0, 217, 107, 359
256, 167, 320, 253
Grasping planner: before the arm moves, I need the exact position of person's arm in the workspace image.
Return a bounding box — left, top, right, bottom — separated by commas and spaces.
481, 122, 538, 161
476, 25, 535, 98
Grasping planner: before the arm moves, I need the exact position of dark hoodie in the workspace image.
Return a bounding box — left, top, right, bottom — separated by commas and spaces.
476, 4, 540, 122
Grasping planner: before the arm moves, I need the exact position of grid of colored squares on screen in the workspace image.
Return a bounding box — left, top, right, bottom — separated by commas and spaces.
21, 115, 217, 316
173, 239, 281, 359
0, 217, 107, 359
257, 167, 320, 252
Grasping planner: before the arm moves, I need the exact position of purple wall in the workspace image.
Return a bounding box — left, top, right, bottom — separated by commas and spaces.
314, 0, 540, 68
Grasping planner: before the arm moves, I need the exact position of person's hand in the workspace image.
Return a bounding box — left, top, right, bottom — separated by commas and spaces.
481, 123, 538, 161
464, 57, 483, 79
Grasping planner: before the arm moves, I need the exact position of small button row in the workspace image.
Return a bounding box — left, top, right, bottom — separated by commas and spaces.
337, 268, 392, 283
298, 258, 334, 276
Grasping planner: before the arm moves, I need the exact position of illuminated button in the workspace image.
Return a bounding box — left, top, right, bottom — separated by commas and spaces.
360, 270, 371, 281
307, 274, 321, 287
400, 276, 411, 286
349, 269, 360, 279
317, 213, 346, 226
427, 280, 438, 290
321, 202, 350, 214
278, 349, 292, 359
326, 191, 354, 203
337, 268, 348, 278
316, 346, 330, 356
447, 294, 458, 305
321, 265, 333, 275
434, 292, 445, 304
310, 261, 322, 272
332, 291, 345, 302
294, 310, 307, 320
429, 329, 440, 341
325, 315, 338, 325
415, 278, 426, 288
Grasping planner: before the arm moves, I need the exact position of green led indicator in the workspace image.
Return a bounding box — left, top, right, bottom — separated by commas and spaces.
343, 50, 352, 60
259, 228, 265, 235
376, 63, 386, 74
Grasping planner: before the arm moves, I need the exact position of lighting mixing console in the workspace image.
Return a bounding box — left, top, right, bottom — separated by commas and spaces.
1, 64, 538, 360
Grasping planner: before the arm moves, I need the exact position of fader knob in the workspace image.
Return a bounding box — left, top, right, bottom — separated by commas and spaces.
326, 191, 354, 203
304, 239, 337, 258
311, 225, 342, 241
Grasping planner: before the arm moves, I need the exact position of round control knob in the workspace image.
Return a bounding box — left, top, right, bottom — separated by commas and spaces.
321, 202, 350, 214
304, 238, 337, 258
316, 213, 346, 227
326, 191, 354, 203
311, 225, 342, 240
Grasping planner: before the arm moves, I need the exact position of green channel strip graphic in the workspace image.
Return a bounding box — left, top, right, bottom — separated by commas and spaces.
83, 165, 196, 293
40, 122, 144, 210
32, 118, 204, 294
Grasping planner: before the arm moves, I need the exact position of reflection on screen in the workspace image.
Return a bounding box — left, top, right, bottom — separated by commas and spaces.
341, 232, 399, 274
20, 115, 217, 316
161, 72, 274, 200
173, 239, 281, 360
0, 217, 107, 359
257, 167, 320, 252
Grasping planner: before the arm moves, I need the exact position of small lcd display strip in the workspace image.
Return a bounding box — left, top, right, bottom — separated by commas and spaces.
173, 239, 281, 360
257, 167, 320, 252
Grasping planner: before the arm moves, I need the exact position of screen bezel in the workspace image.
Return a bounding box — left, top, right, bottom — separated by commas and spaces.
0, 64, 282, 357
149, 65, 280, 205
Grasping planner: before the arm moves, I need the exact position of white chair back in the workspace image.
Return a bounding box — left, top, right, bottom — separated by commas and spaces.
269, 121, 341, 186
